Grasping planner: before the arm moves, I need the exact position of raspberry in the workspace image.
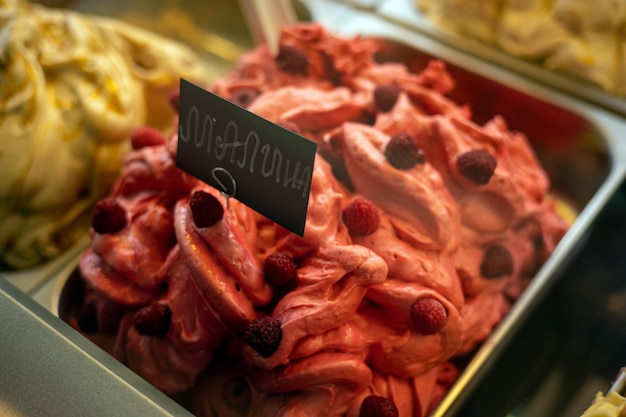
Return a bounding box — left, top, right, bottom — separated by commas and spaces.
92, 198, 127, 234
230, 88, 260, 108
374, 85, 401, 112
384, 132, 425, 170
480, 244, 514, 279
276, 44, 309, 75
456, 149, 497, 185
130, 126, 166, 150
342, 197, 380, 236
189, 190, 224, 228
169, 91, 180, 112
359, 395, 399, 417
133, 303, 171, 336
410, 297, 448, 335
243, 316, 282, 358
263, 252, 297, 287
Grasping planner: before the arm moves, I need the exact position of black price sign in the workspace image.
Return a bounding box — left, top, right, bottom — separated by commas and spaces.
176, 79, 317, 237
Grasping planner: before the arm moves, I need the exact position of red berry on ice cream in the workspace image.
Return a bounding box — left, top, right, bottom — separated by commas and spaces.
243, 316, 282, 358
276, 44, 309, 74
130, 126, 166, 150
374, 85, 401, 112
384, 132, 425, 169
410, 297, 448, 335
342, 197, 380, 236
480, 244, 514, 278
133, 303, 171, 336
263, 252, 297, 287
359, 395, 399, 417
92, 198, 127, 234
456, 149, 497, 185
190, 190, 224, 228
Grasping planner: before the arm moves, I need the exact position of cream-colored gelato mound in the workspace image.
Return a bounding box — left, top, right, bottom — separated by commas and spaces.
415, 0, 626, 95
0, 0, 213, 269
581, 391, 626, 417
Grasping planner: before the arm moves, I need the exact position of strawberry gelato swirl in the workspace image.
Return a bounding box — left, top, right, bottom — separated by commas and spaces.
71, 23, 568, 417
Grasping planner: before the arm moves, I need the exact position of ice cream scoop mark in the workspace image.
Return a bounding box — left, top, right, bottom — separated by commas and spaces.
328, 274, 351, 301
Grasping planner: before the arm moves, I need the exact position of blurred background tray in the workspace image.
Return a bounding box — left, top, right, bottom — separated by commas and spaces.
360, 0, 626, 118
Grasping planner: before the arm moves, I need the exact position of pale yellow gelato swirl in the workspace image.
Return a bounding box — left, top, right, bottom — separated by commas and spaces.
0, 0, 212, 269
581, 391, 626, 417
415, 0, 626, 95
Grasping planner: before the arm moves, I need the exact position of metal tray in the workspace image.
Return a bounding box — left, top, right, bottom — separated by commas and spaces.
0, 275, 193, 417
35, 6, 626, 417
326, 13, 626, 416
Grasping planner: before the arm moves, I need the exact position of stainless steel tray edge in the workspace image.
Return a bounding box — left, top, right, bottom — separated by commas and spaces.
0, 275, 193, 417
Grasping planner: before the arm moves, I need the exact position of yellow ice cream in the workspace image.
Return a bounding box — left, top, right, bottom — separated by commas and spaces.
581, 391, 626, 417
414, 0, 626, 95
0, 0, 214, 269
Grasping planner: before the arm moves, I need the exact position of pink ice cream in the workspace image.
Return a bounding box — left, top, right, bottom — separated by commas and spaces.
68, 23, 568, 417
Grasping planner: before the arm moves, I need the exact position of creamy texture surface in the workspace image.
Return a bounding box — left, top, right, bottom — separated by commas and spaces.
581, 391, 626, 417
70, 23, 568, 417
415, 0, 626, 95
0, 0, 212, 269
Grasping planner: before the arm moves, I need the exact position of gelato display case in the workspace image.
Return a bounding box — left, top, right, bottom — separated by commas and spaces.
3, 0, 626, 416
